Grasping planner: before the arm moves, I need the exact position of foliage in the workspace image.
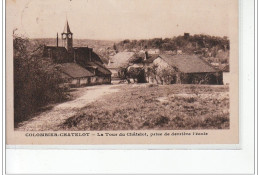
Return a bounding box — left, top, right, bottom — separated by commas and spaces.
126, 67, 145, 83
14, 35, 69, 125
146, 64, 176, 84
115, 34, 229, 56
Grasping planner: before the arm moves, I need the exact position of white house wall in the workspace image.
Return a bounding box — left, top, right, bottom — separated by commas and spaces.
223, 72, 230, 85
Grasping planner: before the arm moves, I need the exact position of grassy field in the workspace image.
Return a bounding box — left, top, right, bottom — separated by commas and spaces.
60, 84, 229, 130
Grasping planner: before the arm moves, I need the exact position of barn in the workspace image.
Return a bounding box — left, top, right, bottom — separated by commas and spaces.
145, 54, 223, 85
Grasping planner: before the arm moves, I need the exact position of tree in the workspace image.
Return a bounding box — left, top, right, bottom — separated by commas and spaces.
13, 34, 68, 125
126, 67, 145, 83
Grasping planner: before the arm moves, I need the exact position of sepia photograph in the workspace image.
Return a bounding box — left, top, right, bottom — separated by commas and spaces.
6, 0, 239, 144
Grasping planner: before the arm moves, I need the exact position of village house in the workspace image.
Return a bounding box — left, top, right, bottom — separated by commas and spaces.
145, 54, 223, 85
43, 19, 111, 87
107, 52, 136, 79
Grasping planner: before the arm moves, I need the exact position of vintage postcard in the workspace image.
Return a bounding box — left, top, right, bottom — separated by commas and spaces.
6, 0, 239, 145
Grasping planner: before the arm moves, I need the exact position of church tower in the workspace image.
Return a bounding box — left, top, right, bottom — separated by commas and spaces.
61, 19, 73, 51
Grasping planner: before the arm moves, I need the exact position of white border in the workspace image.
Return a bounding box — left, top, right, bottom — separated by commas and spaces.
4, 0, 256, 174
2, 0, 5, 174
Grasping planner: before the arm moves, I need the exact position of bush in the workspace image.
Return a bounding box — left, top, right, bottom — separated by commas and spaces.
13, 35, 69, 125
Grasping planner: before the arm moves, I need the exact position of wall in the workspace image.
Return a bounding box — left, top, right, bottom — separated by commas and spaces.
223, 72, 230, 85
80, 78, 88, 85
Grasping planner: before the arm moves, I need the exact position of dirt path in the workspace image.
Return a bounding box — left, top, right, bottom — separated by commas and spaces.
16, 84, 123, 131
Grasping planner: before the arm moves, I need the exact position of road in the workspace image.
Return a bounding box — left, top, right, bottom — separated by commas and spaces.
16, 84, 122, 131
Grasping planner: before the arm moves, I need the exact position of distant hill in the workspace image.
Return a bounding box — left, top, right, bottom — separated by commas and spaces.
115, 34, 229, 54
31, 38, 115, 48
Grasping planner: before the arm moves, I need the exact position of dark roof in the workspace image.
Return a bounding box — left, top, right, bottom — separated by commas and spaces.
86, 62, 111, 75
43, 46, 70, 63
43, 46, 104, 64
159, 54, 219, 73
60, 63, 94, 78
63, 20, 72, 33
44, 46, 67, 52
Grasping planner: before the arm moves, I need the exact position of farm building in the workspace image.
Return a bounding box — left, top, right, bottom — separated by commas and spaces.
107, 52, 136, 79
43, 19, 111, 87
145, 54, 223, 85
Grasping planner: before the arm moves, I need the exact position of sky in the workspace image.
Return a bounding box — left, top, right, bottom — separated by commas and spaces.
7, 0, 236, 40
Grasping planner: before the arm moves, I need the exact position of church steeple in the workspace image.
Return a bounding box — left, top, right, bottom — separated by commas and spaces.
63, 20, 72, 33
61, 19, 73, 51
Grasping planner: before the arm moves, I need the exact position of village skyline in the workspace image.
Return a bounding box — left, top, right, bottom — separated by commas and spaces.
27, 32, 229, 41
9, 0, 232, 40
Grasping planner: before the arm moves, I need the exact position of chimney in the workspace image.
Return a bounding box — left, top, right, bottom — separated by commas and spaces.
144, 51, 148, 60
56, 33, 59, 47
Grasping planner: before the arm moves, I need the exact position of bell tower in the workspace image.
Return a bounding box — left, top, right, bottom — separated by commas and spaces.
61, 19, 73, 51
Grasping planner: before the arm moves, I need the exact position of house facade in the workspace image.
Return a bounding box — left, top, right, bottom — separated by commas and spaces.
43, 19, 111, 87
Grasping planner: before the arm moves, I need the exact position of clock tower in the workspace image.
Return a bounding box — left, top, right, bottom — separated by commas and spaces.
61, 19, 73, 51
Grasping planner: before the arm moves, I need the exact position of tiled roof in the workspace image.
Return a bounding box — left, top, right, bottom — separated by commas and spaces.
60, 63, 94, 78
159, 54, 219, 73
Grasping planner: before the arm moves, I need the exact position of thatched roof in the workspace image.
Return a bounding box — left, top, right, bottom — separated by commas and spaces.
159, 54, 219, 73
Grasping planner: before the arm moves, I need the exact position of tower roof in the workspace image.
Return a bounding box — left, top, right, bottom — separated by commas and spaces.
63, 19, 72, 33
